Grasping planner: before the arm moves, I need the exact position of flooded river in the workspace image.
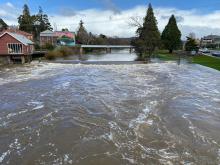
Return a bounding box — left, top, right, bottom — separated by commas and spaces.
0, 61, 220, 165
56, 50, 138, 62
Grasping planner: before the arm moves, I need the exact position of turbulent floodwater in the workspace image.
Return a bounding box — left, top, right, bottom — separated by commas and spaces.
0, 62, 220, 165
56, 50, 138, 62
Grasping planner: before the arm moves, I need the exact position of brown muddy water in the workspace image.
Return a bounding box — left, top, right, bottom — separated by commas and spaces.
0, 62, 220, 165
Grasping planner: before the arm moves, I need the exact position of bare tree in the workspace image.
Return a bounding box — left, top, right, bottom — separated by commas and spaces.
128, 15, 143, 29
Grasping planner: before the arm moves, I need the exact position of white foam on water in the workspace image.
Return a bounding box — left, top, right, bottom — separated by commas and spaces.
0, 63, 68, 85
62, 82, 70, 88
182, 113, 218, 144
33, 105, 44, 110
0, 150, 10, 163
9, 139, 21, 150
146, 119, 153, 125
36, 129, 40, 137
64, 154, 73, 164
6, 109, 29, 119
0, 121, 9, 127
217, 149, 220, 164
122, 154, 137, 164
159, 159, 174, 165
6, 113, 17, 119
158, 148, 179, 160
48, 143, 55, 147
129, 106, 151, 129
212, 98, 220, 102
55, 81, 71, 90
0, 138, 26, 163
28, 101, 44, 110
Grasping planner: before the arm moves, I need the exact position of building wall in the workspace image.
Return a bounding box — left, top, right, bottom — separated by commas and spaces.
40, 36, 58, 46
0, 33, 32, 55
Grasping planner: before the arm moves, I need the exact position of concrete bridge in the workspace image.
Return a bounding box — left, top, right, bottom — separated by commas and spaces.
32, 45, 135, 57
80, 45, 134, 55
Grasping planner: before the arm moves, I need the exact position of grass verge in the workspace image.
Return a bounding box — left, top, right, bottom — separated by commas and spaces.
192, 55, 220, 71
155, 50, 220, 71
154, 50, 179, 61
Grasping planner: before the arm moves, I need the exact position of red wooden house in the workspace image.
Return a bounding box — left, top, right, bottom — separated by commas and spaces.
1, 29, 34, 41
0, 32, 34, 64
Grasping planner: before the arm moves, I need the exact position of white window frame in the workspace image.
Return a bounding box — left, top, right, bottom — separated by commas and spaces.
7, 43, 23, 54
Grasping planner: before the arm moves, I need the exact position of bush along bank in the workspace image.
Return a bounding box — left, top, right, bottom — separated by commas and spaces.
45, 46, 80, 60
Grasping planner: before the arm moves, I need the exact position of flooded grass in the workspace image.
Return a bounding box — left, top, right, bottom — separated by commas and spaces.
154, 50, 220, 71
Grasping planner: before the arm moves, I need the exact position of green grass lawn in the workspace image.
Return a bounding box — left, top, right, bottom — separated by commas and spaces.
154, 50, 220, 71
154, 50, 179, 61
192, 55, 220, 71
155, 53, 178, 61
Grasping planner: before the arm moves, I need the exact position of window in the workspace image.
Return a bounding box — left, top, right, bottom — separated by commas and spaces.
8, 43, 23, 54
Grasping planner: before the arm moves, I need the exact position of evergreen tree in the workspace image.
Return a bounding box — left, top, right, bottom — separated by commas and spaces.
137, 3, 161, 58
185, 37, 198, 52
76, 20, 89, 44
161, 15, 181, 53
18, 4, 33, 33
0, 18, 8, 31
36, 6, 53, 32
62, 28, 69, 32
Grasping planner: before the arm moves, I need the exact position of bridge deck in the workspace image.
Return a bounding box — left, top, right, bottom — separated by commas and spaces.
81, 45, 134, 48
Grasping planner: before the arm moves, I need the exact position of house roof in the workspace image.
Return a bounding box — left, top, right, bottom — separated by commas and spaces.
203, 35, 220, 40
40, 30, 54, 37
54, 31, 75, 39
40, 30, 76, 38
1, 29, 33, 37
0, 32, 34, 46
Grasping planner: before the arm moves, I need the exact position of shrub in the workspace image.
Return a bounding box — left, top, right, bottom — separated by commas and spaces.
34, 43, 41, 50
57, 46, 73, 57
43, 43, 55, 50
45, 50, 62, 60
45, 46, 74, 60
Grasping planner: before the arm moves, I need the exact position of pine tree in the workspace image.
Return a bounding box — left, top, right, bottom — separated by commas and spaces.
185, 37, 198, 51
0, 18, 8, 31
138, 3, 161, 58
161, 15, 181, 53
36, 6, 53, 32
76, 20, 89, 44
18, 4, 33, 33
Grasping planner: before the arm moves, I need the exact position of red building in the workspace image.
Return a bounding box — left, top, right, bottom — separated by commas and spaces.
40, 30, 76, 46
0, 28, 34, 41
0, 32, 34, 64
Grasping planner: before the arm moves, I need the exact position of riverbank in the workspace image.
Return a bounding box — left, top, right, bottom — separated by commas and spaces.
155, 50, 220, 71
44, 46, 81, 60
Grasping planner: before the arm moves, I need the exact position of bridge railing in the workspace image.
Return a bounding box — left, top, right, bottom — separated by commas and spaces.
81, 45, 134, 48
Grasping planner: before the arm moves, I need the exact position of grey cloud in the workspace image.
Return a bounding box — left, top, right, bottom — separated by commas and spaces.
101, 0, 121, 15
161, 15, 184, 23
180, 25, 220, 39
176, 16, 184, 23
58, 7, 87, 18
160, 15, 169, 19
59, 8, 77, 17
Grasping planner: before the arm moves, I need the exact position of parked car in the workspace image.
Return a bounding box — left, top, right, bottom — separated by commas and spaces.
199, 48, 210, 53
212, 51, 220, 57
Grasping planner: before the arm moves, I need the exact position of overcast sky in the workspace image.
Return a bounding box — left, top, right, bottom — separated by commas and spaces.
1, 0, 220, 39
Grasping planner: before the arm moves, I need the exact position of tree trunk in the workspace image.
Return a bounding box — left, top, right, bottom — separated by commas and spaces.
169, 49, 173, 54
